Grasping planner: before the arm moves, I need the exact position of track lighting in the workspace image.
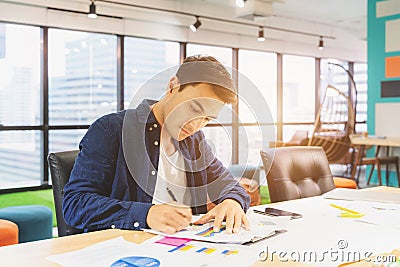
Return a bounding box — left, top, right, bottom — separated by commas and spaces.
88, 1, 97, 19
236, 0, 247, 8
258, 27, 265, 42
190, 16, 202, 32
318, 36, 324, 50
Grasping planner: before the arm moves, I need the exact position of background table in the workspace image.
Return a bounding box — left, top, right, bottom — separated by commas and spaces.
350, 135, 400, 183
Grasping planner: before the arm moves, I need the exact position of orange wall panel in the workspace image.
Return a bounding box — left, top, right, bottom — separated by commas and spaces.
385, 56, 400, 78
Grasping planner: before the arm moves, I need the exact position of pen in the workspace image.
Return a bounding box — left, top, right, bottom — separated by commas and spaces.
330, 204, 360, 214
166, 187, 178, 202
166, 187, 194, 226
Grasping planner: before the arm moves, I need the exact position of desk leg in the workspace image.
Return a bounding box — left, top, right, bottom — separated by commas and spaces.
374, 146, 382, 186
386, 146, 389, 186
351, 145, 365, 187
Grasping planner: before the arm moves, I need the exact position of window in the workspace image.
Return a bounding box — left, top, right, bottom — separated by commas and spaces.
0, 131, 42, 189
124, 38, 180, 107
49, 29, 117, 125
320, 59, 349, 97
238, 50, 277, 123
238, 125, 275, 165
0, 23, 41, 189
187, 44, 232, 67
202, 127, 232, 166
353, 62, 368, 133
238, 50, 277, 165
0, 23, 41, 126
282, 125, 314, 142
282, 55, 315, 123
49, 130, 86, 153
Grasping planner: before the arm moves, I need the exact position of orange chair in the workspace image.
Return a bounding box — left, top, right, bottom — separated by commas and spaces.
0, 219, 18, 246
333, 177, 357, 189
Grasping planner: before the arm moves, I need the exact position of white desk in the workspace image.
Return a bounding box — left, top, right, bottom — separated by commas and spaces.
1, 187, 399, 266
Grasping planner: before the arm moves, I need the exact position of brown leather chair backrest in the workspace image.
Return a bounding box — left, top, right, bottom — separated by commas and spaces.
260, 146, 335, 203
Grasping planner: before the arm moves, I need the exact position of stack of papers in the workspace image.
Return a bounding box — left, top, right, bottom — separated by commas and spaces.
144, 211, 289, 244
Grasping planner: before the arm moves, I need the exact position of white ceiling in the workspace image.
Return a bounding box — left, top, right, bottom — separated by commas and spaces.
171, 0, 367, 40
0, 0, 368, 61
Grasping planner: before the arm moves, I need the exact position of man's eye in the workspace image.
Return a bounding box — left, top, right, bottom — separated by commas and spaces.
190, 104, 201, 113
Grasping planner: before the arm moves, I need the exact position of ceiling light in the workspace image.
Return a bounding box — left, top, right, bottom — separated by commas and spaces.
236, 0, 247, 8
88, 1, 97, 19
190, 17, 202, 32
258, 27, 265, 42
318, 36, 324, 50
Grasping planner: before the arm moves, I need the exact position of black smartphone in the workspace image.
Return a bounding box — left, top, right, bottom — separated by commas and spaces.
264, 207, 302, 219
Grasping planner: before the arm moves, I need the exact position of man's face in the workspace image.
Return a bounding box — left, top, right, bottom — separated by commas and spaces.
162, 83, 225, 141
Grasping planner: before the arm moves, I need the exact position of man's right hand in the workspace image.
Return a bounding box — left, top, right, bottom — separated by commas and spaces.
146, 203, 192, 234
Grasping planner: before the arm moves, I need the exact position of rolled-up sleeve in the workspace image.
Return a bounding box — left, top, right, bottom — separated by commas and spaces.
62, 116, 152, 231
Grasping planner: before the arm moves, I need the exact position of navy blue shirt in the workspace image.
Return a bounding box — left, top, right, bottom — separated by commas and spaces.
63, 99, 250, 232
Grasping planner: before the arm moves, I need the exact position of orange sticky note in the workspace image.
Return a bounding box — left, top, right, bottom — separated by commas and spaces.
385, 56, 400, 78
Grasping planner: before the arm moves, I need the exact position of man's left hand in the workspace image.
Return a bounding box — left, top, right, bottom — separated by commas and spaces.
194, 199, 250, 234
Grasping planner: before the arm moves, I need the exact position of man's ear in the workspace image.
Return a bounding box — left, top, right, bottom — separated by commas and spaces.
168, 76, 180, 93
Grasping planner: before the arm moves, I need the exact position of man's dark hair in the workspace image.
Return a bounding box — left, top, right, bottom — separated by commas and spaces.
175, 55, 237, 104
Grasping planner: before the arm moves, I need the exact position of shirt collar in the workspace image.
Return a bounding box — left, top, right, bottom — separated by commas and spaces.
136, 99, 159, 124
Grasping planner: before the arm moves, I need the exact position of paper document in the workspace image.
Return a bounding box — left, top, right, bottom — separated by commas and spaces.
144, 210, 289, 244
323, 188, 400, 203
47, 237, 141, 267
47, 235, 259, 267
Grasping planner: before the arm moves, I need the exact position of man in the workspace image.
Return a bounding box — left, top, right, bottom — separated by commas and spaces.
63, 55, 250, 235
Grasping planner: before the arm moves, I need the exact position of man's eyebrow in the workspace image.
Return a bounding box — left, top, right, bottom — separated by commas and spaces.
192, 99, 217, 119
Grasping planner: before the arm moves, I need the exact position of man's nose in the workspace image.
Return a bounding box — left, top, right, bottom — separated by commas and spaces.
188, 117, 207, 130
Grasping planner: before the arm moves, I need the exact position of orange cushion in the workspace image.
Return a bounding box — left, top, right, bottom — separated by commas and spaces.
0, 219, 18, 246
333, 177, 357, 189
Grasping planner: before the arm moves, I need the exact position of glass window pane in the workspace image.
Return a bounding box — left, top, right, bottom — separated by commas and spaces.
354, 62, 368, 129
0, 23, 41, 126
282, 125, 314, 143
320, 59, 349, 97
186, 44, 232, 124
239, 125, 275, 166
283, 55, 315, 122
187, 44, 232, 67
0, 131, 42, 189
49, 129, 87, 153
202, 126, 232, 167
238, 50, 277, 123
49, 29, 117, 125
124, 38, 180, 106
355, 123, 367, 133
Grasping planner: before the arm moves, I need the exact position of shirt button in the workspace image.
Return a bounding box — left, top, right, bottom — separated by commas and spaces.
111, 224, 115, 229
151, 170, 156, 175
154, 141, 159, 146
149, 127, 153, 131
153, 124, 158, 128
134, 222, 139, 228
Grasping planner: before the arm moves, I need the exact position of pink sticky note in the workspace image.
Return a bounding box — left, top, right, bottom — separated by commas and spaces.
155, 236, 191, 246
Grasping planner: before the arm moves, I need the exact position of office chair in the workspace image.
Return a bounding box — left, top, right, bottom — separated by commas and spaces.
48, 150, 83, 237
260, 146, 336, 203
